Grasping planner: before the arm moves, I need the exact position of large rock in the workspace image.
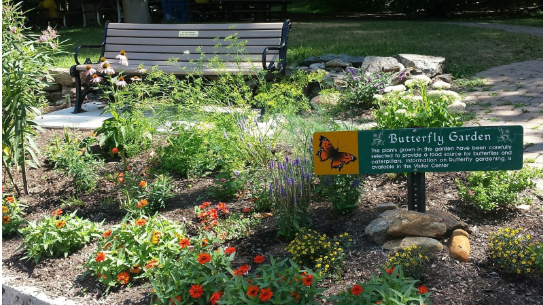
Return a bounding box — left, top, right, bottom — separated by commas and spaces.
361, 56, 403, 74
301, 54, 365, 68
395, 54, 445, 78
449, 229, 470, 262
49, 68, 75, 86
390, 67, 425, 85
365, 209, 403, 245
376, 203, 397, 214
387, 210, 447, 239
325, 59, 351, 68
382, 237, 443, 253
43, 82, 61, 91
310, 93, 341, 107
426, 210, 469, 237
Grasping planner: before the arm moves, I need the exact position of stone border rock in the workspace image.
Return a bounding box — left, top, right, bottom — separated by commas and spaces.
2, 277, 88, 305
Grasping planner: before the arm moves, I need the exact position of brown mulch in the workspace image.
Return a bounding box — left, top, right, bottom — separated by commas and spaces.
2, 127, 543, 305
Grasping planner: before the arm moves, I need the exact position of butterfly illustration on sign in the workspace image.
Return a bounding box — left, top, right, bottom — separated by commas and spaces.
316, 135, 357, 171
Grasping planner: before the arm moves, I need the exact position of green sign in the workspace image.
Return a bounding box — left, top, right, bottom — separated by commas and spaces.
359, 126, 523, 173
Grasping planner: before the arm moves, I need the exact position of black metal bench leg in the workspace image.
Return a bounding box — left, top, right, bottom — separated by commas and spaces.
71, 68, 85, 114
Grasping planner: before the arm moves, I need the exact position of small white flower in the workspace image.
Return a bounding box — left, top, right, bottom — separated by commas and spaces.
130, 76, 141, 82
116, 50, 129, 66
91, 74, 102, 84
115, 76, 127, 87
104, 66, 115, 75
135, 67, 147, 74
183, 50, 190, 55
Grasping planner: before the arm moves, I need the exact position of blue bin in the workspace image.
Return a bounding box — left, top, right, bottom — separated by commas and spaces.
161, 0, 188, 21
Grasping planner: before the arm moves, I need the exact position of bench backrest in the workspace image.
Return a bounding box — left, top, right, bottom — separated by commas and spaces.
100, 22, 290, 73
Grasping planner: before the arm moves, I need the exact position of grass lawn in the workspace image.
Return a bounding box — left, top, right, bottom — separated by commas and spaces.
475, 17, 543, 28
53, 21, 543, 77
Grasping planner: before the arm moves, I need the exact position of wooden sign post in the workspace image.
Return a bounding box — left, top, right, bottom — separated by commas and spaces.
313, 126, 524, 212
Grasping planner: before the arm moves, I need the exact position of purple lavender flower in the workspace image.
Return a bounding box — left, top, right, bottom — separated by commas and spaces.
346, 67, 356, 76
240, 135, 244, 141
293, 194, 297, 204
227, 101, 231, 107
270, 160, 275, 169
380, 88, 384, 93
355, 77, 360, 82
306, 173, 311, 181
285, 156, 290, 162
223, 131, 228, 140
259, 137, 262, 144
267, 144, 271, 150
234, 170, 240, 176
247, 143, 251, 148
308, 144, 313, 154
376, 73, 381, 78
280, 185, 285, 196
269, 184, 273, 196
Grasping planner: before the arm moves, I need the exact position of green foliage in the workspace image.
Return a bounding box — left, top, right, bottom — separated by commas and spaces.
374, 85, 464, 129
331, 265, 433, 305
457, 167, 542, 211
220, 256, 324, 305
2, 194, 25, 237
2, 1, 65, 194
254, 70, 323, 116
341, 68, 390, 109
115, 169, 173, 215
285, 229, 352, 276
85, 215, 195, 290
209, 170, 246, 201
315, 175, 363, 214
489, 227, 539, 275
46, 129, 103, 193
214, 213, 261, 241
94, 105, 155, 159
385, 245, 430, 280
21, 209, 100, 263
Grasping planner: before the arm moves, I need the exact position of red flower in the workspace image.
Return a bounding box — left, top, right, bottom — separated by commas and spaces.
417, 285, 429, 294
197, 253, 211, 264
386, 267, 394, 275
189, 284, 204, 299
117, 271, 130, 285
350, 284, 363, 296
225, 247, 236, 255
209, 292, 222, 305
145, 259, 158, 269
290, 291, 301, 301
5, 196, 14, 202
135, 218, 147, 226
208, 209, 218, 220
139, 180, 147, 188
259, 287, 273, 302
103, 230, 112, 238
254, 255, 265, 263
302, 274, 313, 286
202, 201, 211, 208
130, 264, 142, 274
112, 147, 119, 154
247, 285, 259, 297
242, 207, 251, 213
178, 238, 190, 248
210, 220, 218, 226
51, 209, 63, 216
169, 296, 182, 305
217, 202, 227, 211
202, 239, 208, 247
234, 264, 250, 276
95, 252, 106, 262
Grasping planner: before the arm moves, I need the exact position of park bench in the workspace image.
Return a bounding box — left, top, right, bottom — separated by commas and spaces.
69, 20, 292, 113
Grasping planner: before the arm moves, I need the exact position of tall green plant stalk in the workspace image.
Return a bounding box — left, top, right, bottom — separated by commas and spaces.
2, 0, 64, 194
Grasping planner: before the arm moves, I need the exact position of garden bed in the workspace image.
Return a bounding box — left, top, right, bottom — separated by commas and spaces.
2, 128, 543, 305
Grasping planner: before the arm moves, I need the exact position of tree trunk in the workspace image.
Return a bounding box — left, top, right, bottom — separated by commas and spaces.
122, 0, 151, 23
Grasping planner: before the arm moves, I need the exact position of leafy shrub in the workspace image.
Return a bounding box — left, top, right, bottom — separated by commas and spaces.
341, 68, 390, 109
195, 202, 260, 240
315, 175, 363, 214
285, 229, 352, 276
254, 70, 323, 116
489, 227, 538, 275
385, 245, 430, 280
457, 167, 542, 211
85, 215, 201, 290
220, 256, 324, 305
95, 105, 155, 159
147, 244, 235, 304
209, 170, 246, 201
374, 85, 463, 129
115, 168, 173, 215
47, 130, 103, 193
21, 209, 100, 262
331, 265, 433, 304
2, 194, 25, 237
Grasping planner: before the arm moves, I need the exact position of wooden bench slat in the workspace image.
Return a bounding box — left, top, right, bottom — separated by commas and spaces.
106, 29, 282, 39
99, 52, 280, 63
104, 45, 279, 55
107, 23, 284, 31
105, 37, 281, 47
76, 62, 263, 75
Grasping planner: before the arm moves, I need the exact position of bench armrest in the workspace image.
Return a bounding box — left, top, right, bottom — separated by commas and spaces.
262, 46, 281, 70
74, 44, 105, 65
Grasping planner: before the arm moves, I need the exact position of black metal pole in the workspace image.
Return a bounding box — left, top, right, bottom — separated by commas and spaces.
407, 171, 426, 213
